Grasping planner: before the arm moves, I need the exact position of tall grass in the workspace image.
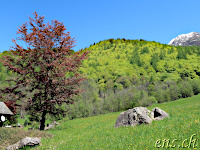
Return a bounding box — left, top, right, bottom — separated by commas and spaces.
27, 94, 200, 150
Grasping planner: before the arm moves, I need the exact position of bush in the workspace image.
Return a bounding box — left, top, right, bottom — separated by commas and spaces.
191, 79, 200, 95
23, 119, 28, 127
29, 112, 40, 122
31, 121, 40, 129
178, 80, 194, 98
155, 82, 180, 103
169, 84, 181, 101
6, 115, 17, 125
147, 84, 155, 96
154, 84, 165, 103
112, 87, 134, 111
149, 96, 158, 104
163, 88, 171, 102
132, 90, 141, 107
61, 116, 70, 123
134, 90, 151, 107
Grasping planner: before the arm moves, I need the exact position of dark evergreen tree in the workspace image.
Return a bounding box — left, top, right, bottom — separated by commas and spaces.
150, 53, 159, 71
129, 48, 142, 66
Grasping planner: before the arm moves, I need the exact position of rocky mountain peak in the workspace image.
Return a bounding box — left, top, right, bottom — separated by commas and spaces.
168, 32, 200, 46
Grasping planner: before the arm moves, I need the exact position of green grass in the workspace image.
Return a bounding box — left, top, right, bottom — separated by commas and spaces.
2, 94, 200, 150
29, 94, 200, 150
16, 114, 54, 131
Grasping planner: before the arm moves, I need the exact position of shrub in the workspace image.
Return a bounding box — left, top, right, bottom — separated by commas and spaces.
163, 88, 171, 102
5, 115, 17, 125
31, 121, 40, 129
154, 84, 165, 103
29, 112, 40, 122
61, 116, 70, 123
135, 90, 151, 107
132, 90, 141, 107
169, 84, 181, 101
147, 84, 155, 96
149, 96, 158, 104
23, 119, 28, 127
191, 79, 200, 95
178, 80, 194, 98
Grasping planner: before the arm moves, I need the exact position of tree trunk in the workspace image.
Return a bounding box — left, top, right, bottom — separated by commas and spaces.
40, 110, 47, 130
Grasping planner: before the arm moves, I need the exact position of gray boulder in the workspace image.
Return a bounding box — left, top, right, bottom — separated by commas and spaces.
150, 107, 169, 121
6, 137, 41, 150
44, 121, 60, 130
114, 106, 152, 128
17, 123, 22, 127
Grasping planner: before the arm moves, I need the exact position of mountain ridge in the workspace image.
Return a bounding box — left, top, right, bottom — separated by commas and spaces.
168, 32, 200, 46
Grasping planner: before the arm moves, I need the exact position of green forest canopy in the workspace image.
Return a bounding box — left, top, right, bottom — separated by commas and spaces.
1, 38, 200, 91
78, 38, 200, 91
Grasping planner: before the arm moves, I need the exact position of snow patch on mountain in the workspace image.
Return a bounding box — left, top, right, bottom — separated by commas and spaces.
168, 32, 200, 46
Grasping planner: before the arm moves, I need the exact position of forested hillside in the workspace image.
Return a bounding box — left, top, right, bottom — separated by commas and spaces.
1, 38, 200, 121
80, 38, 200, 86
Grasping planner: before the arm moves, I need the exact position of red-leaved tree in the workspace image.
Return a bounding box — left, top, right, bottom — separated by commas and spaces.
0, 12, 90, 130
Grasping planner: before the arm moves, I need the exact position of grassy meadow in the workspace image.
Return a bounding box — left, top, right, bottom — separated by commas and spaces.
7, 94, 199, 150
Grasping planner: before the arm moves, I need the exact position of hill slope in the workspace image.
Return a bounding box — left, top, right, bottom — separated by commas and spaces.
80, 38, 200, 90
1, 39, 200, 120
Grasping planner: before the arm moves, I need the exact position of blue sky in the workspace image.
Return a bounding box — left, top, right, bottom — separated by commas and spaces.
1, 0, 200, 53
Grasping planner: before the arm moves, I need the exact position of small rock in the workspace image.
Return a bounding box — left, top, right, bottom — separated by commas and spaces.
44, 121, 60, 130
6, 137, 41, 150
150, 107, 169, 121
17, 123, 22, 127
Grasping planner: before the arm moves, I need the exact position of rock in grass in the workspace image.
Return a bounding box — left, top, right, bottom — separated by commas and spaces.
114, 106, 152, 128
6, 137, 41, 150
44, 121, 60, 130
150, 107, 169, 121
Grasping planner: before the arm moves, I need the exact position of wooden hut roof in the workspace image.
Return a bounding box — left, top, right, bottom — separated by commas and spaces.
0, 102, 14, 115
